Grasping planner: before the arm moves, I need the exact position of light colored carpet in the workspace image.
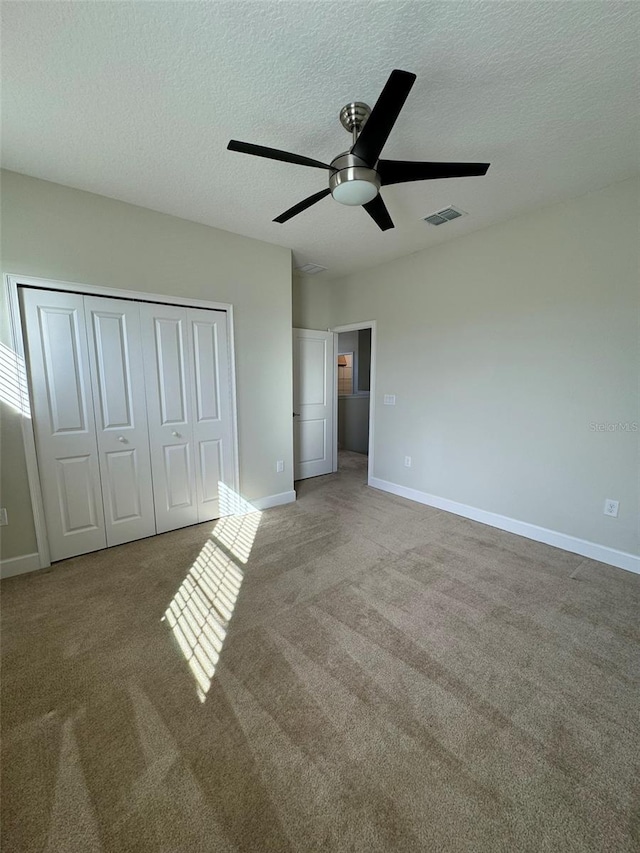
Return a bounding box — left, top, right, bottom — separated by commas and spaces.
2, 451, 639, 852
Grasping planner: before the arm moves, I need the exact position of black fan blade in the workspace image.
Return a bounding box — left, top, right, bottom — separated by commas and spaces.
273, 188, 331, 224
378, 160, 490, 186
351, 70, 416, 167
228, 140, 334, 171
363, 194, 394, 231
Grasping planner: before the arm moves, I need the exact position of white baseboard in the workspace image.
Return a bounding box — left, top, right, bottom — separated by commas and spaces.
251, 490, 296, 511
0, 552, 42, 580
369, 477, 640, 576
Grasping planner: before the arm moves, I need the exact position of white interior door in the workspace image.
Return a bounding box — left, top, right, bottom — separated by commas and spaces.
188, 308, 235, 521
20, 288, 107, 561
140, 303, 198, 533
293, 328, 334, 480
84, 296, 156, 546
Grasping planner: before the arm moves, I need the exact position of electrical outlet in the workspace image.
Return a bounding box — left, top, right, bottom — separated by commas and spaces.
276, 460, 284, 473
0, 508, 7, 526
384, 394, 396, 406
404, 456, 412, 468
603, 499, 619, 518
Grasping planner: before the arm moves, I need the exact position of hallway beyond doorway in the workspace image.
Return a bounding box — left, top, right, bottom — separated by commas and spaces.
338, 449, 368, 482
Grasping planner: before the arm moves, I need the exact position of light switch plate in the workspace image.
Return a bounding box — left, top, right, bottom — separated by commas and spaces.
383, 394, 396, 406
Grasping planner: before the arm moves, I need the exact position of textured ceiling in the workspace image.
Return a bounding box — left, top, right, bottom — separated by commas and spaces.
2, 2, 639, 279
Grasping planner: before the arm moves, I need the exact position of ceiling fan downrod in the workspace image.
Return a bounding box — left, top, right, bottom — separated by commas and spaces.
339, 102, 371, 145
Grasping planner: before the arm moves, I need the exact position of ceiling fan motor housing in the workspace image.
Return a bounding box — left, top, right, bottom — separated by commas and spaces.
329, 152, 380, 206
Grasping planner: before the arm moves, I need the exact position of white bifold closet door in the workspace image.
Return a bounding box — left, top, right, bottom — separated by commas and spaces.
84, 296, 156, 546
139, 303, 233, 533
21, 287, 235, 561
20, 288, 108, 560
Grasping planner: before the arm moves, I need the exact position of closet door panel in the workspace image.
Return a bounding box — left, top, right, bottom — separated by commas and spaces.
56, 454, 101, 533
164, 443, 193, 508
85, 296, 156, 546
188, 309, 234, 521
140, 304, 198, 533
105, 449, 143, 521
39, 310, 86, 432
92, 313, 132, 428
155, 318, 189, 425
20, 288, 106, 561
192, 320, 220, 421
199, 439, 223, 504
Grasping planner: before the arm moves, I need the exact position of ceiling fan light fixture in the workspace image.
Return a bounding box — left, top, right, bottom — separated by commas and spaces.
329, 164, 380, 206
331, 179, 378, 206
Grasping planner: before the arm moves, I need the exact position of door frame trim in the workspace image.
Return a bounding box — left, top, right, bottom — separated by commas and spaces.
330, 320, 377, 485
4, 273, 241, 570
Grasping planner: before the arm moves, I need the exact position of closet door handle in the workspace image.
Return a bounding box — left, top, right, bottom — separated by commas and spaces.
172, 430, 181, 438
117, 435, 126, 443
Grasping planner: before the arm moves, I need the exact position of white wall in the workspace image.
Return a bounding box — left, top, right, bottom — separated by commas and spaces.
0, 170, 293, 562
303, 178, 639, 558
292, 275, 332, 330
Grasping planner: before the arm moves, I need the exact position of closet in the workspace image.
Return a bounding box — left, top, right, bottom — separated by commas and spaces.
20, 287, 235, 562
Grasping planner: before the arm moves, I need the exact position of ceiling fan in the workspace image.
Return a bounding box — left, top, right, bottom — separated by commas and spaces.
227, 69, 490, 232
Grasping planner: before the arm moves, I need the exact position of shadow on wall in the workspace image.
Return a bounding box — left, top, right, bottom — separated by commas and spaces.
0, 341, 30, 417
162, 483, 262, 703
0, 342, 40, 560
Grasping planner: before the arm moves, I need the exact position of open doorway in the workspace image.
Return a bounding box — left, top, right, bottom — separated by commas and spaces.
331, 321, 376, 485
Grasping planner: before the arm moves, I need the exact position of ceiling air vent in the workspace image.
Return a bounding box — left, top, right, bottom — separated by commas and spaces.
424, 205, 466, 226
296, 263, 328, 275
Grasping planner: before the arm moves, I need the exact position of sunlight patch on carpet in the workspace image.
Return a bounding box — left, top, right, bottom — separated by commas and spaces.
163, 486, 261, 701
